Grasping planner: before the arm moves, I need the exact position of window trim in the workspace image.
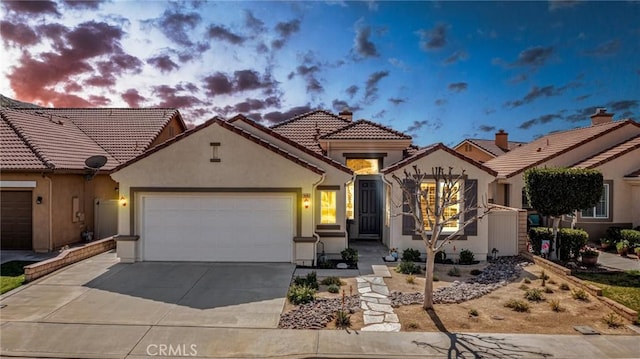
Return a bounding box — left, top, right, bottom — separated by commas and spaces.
418, 180, 461, 234
579, 182, 612, 221
320, 190, 337, 224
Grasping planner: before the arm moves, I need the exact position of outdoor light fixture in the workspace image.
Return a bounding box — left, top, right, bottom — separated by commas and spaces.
302, 193, 311, 209
119, 195, 127, 207
36, 196, 43, 204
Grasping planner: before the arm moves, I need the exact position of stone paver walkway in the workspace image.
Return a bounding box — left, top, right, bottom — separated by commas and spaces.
357, 276, 401, 332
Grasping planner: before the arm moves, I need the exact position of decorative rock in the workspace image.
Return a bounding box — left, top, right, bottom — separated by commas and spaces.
371, 284, 389, 296
368, 303, 394, 313
361, 292, 387, 299
278, 295, 360, 329
385, 313, 399, 323
336, 263, 349, 269
364, 314, 385, 324
491, 315, 505, 320
360, 322, 401, 332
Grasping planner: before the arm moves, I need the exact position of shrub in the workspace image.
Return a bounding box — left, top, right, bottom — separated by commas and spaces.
616, 240, 630, 252
529, 227, 553, 255
523, 278, 531, 284
447, 266, 461, 277
435, 250, 447, 263
529, 227, 589, 260
544, 287, 554, 294
468, 309, 479, 317
335, 310, 351, 328
559, 283, 570, 291
606, 226, 624, 244
539, 270, 549, 281
505, 299, 530, 312
620, 230, 640, 246
341, 248, 358, 263
571, 288, 589, 301
524, 288, 545, 302
321, 276, 344, 286
548, 279, 557, 285
406, 274, 416, 284
401, 248, 421, 262
287, 285, 316, 305
603, 313, 623, 328
519, 284, 530, 290
396, 260, 420, 274
549, 299, 564, 312
433, 274, 439, 282
327, 284, 340, 293
407, 321, 419, 329
458, 249, 475, 264
293, 272, 319, 290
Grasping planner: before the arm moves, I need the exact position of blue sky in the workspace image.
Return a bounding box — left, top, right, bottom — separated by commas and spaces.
1, 0, 638, 146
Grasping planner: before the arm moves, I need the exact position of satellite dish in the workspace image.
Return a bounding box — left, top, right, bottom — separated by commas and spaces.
85, 155, 107, 170
84, 155, 108, 181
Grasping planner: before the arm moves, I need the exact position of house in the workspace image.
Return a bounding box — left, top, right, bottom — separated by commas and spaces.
0, 107, 186, 251
485, 109, 640, 240
111, 110, 504, 263
453, 129, 525, 163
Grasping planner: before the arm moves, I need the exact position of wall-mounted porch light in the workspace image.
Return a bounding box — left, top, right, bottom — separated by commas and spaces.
119, 195, 127, 207
36, 196, 43, 204
302, 193, 311, 209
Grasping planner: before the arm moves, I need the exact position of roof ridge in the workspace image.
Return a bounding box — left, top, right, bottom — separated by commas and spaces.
270, 109, 350, 128
572, 133, 640, 169
1, 109, 54, 169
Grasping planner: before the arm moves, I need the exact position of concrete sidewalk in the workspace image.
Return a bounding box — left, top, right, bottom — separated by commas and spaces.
598, 251, 640, 271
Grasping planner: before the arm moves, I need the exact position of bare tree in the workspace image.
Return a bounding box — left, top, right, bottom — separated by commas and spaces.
392, 166, 493, 310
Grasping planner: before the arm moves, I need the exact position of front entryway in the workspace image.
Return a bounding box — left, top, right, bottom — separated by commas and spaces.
357, 179, 382, 238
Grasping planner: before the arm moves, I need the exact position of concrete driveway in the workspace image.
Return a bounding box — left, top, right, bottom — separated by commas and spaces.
0, 251, 295, 328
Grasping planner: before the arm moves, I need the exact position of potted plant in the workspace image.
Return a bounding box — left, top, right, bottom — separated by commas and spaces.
579, 246, 599, 266
599, 237, 612, 250
616, 240, 630, 256
634, 246, 640, 258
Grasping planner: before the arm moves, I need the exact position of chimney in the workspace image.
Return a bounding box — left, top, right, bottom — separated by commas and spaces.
338, 108, 353, 121
590, 108, 614, 126
495, 129, 508, 151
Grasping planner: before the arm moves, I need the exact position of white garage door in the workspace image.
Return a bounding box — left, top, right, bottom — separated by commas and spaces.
141, 193, 295, 262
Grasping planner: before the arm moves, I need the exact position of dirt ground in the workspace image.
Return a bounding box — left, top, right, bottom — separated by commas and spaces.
284, 264, 637, 334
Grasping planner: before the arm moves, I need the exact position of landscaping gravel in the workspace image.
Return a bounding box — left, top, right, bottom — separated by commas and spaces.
278, 295, 360, 329
390, 256, 532, 306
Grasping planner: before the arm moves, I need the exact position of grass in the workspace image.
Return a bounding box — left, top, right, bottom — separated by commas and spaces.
0, 261, 36, 294
575, 270, 640, 314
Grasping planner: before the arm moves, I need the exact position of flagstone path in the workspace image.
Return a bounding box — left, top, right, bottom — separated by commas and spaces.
357, 276, 401, 332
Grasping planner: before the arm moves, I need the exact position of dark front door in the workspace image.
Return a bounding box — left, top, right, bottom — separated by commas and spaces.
358, 180, 381, 236
1, 191, 33, 250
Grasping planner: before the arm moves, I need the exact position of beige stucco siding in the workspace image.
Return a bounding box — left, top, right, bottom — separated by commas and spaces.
111, 122, 323, 241
384, 149, 494, 259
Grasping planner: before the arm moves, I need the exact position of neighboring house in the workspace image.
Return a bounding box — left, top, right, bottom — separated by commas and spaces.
0, 107, 186, 251
453, 129, 526, 163
485, 109, 640, 240
111, 110, 502, 263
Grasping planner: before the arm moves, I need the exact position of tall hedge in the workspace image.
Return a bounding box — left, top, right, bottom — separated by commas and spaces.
529, 227, 588, 260
524, 168, 603, 216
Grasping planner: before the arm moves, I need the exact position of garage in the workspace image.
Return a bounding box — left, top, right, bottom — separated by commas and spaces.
1, 191, 33, 250
140, 193, 296, 262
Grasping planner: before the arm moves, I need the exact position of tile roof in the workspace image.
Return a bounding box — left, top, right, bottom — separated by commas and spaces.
625, 168, 640, 178
463, 139, 526, 157
485, 120, 640, 178
228, 114, 352, 174
113, 117, 326, 175
270, 110, 352, 154
320, 119, 412, 140
573, 134, 640, 169
17, 108, 183, 163
381, 143, 497, 176
1, 113, 46, 170
1, 108, 117, 170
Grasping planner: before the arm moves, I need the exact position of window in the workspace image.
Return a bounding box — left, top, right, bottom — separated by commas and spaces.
346, 158, 380, 174
419, 182, 460, 232
321, 191, 337, 224
345, 182, 354, 220
464, 143, 472, 152
581, 184, 609, 219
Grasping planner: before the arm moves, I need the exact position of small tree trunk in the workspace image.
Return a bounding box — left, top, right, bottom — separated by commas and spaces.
551, 216, 561, 260
423, 247, 436, 310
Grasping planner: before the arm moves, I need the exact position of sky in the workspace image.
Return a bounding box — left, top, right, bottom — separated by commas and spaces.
1, 1, 639, 147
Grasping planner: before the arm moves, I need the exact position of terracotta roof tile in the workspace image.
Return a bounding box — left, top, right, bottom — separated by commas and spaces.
625, 168, 640, 178
381, 143, 497, 176
1, 108, 117, 170
485, 120, 640, 178
573, 134, 640, 169
17, 108, 182, 163
0, 113, 47, 170
464, 139, 526, 156
320, 119, 412, 140
270, 110, 352, 154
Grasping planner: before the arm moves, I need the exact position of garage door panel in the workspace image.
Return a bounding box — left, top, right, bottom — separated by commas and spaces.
142, 194, 294, 262
1, 191, 33, 250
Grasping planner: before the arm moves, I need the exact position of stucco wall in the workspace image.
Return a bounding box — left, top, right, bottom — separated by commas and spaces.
0, 172, 118, 251
384, 149, 494, 260
111, 122, 324, 241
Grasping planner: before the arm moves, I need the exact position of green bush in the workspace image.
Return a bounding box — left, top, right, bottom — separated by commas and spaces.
571, 288, 589, 301
293, 272, 319, 289
458, 249, 475, 264
435, 251, 447, 263
524, 288, 545, 302
505, 299, 530, 312
335, 310, 351, 328
396, 260, 420, 274
327, 284, 340, 293
606, 226, 624, 244
287, 285, 316, 305
401, 248, 421, 262
320, 276, 344, 286
447, 266, 461, 277
621, 229, 640, 246
341, 248, 358, 263
528, 227, 588, 260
